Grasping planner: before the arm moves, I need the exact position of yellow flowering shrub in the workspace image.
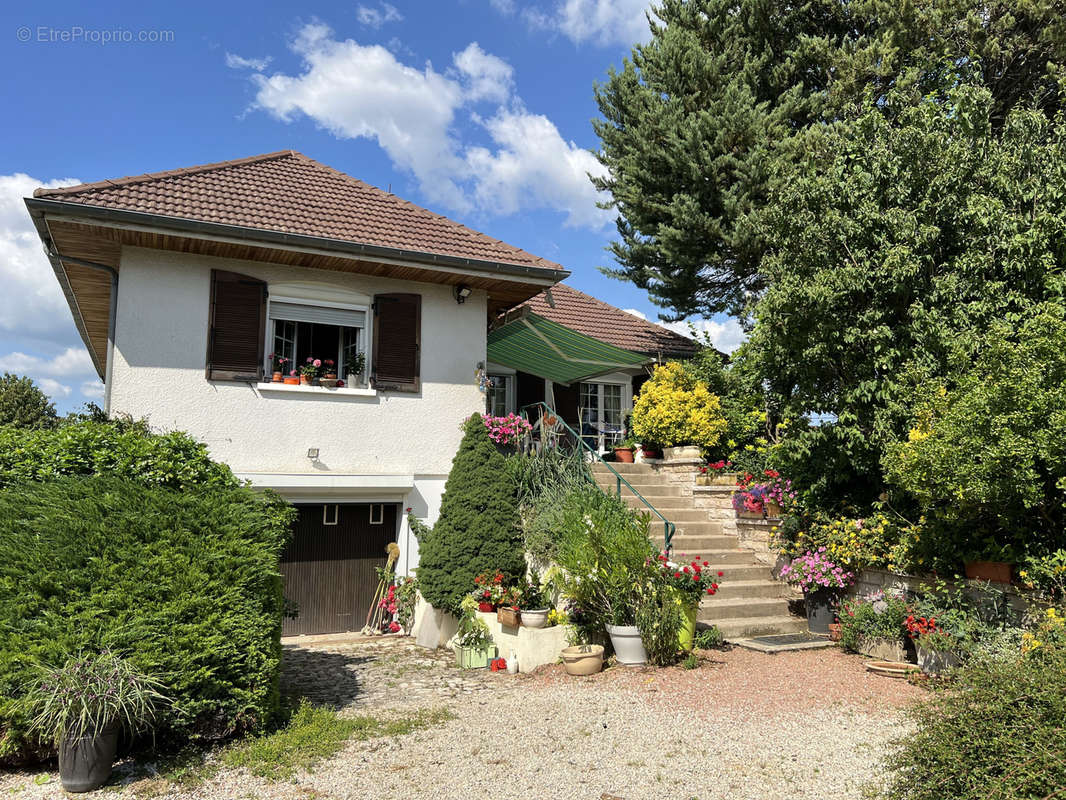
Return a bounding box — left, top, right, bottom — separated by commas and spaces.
772, 512, 916, 573
1022, 607, 1066, 655
631, 362, 727, 448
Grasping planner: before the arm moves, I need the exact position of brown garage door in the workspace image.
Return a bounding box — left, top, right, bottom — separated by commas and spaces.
281, 503, 398, 636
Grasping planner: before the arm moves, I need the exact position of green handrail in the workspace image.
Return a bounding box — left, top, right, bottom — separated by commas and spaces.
519, 401, 675, 553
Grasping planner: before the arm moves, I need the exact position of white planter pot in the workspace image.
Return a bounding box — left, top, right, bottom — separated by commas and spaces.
662, 445, 701, 463
520, 609, 549, 628
916, 646, 961, 674
605, 623, 647, 666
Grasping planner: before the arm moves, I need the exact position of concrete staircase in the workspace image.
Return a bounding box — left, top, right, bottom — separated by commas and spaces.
591, 462, 805, 640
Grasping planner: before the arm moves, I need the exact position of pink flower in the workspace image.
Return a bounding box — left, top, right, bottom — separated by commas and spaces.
313, 359, 322, 368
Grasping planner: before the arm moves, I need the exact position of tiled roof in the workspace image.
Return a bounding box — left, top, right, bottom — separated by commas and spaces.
34, 151, 562, 271
517, 283, 700, 358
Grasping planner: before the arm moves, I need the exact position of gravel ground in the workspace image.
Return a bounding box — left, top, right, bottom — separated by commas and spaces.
0, 639, 923, 800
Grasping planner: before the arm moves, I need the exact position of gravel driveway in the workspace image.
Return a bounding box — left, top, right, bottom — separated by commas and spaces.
1, 638, 923, 800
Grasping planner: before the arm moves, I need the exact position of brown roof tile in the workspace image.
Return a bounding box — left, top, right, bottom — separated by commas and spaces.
518, 283, 699, 358
34, 151, 563, 271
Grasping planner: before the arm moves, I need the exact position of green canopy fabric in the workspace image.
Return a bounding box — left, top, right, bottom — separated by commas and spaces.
487, 312, 649, 385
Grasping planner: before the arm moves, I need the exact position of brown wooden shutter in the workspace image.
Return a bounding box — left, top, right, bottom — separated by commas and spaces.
371, 293, 421, 392
205, 269, 266, 382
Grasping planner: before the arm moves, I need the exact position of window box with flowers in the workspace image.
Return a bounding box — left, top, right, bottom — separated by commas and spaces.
732, 470, 794, 518
697, 460, 736, 486
838, 591, 911, 660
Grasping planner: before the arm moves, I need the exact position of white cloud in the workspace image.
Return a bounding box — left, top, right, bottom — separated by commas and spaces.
225, 52, 272, 71
37, 378, 72, 398
0, 173, 81, 338
662, 318, 747, 354
453, 42, 513, 103
625, 308, 747, 353
0, 347, 94, 378
247, 23, 610, 228
356, 2, 403, 28
80, 380, 105, 399
517, 0, 653, 46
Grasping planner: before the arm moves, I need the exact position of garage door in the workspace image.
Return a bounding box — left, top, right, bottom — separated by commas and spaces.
280, 503, 398, 636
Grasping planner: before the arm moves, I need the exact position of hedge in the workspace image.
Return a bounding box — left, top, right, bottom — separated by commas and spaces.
0, 477, 294, 765
0, 420, 237, 491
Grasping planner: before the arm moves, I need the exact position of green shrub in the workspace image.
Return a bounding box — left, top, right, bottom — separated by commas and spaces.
0, 477, 294, 764
838, 593, 909, 652
879, 647, 1066, 800
0, 420, 237, 491
416, 414, 524, 614
510, 448, 590, 569
0, 374, 57, 430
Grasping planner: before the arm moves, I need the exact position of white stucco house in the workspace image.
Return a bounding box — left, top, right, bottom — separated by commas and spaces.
25, 150, 698, 635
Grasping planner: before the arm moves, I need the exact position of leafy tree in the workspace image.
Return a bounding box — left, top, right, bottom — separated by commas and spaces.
593, 0, 1066, 318
885, 308, 1066, 564
0, 373, 57, 430
415, 414, 524, 614
749, 87, 1066, 508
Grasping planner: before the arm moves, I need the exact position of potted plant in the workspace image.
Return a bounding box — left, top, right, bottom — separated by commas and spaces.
560, 644, 604, 675
697, 460, 735, 486
779, 548, 854, 634
319, 359, 338, 388
299, 357, 322, 386
496, 590, 521, 627
269, 353, 288, 382
906, 617, 962, 674
346, 352, 367, 389
283, 369, 300, 385
732, 470, 795, 518
452, 597, 497, 668
838, 592, 911, 660
516, 580, 551, 628
649, 553, 721, 651
641, 443, 662, 460
603, 576, 647, 666
630, 362, 727, 463
613, 438, 637, 464
472, 570, 506, 612
26, 651, 166, 793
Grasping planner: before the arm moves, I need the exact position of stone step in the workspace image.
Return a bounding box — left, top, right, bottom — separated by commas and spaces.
618, 493, 693, 507
662, 520, 726, 537
709, 615, 809, 640
591, 462, 657, 475
594, 479, 687, 497
631, 507, 711, 522
678, 548, 756, 565
699, 597, 791, 621
666, 534, 737, 552
699, 563, 773, 582
712, 579, 789, 600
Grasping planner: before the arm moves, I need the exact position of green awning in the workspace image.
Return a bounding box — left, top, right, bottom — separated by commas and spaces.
487, 312, 649, 385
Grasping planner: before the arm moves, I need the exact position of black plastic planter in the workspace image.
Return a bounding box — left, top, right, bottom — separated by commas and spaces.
59, 727, 119, 793
804, 590, 837, 634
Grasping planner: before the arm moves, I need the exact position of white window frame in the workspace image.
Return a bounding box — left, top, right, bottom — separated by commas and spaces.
323, 504, 340, 526
485, 374, 514, 416
578, 376, 633, 453
263, 295, 372, 385
369, 503, 384, 525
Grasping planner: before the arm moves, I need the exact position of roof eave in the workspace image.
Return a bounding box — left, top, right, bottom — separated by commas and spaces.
24, 197, 570, 285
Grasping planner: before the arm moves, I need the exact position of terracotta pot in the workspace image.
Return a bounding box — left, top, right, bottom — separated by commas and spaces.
964, 560, 1012, 583
561, 644, 604, 676
497, 607, 520, 627
271, 371, 283, 383
283, 376, 300, 385
641, 446, 662, 459
613, 447, 635, 463
323, 372, 337, 380
300, 374, 312, 385
477, 601, 495, 613
828, 623, 843, 642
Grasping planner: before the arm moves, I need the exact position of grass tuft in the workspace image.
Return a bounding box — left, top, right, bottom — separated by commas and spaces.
222, 701, 454, 780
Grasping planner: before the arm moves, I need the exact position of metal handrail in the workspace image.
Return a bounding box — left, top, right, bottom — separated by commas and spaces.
519, 401, 675, 553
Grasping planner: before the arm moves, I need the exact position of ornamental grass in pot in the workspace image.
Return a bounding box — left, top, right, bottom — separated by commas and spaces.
779, 548, 854, 634
26, 651, 166, 793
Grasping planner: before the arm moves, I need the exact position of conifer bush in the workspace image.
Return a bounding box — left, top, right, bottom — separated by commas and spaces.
0, 476, 294, 765
416, 413, 523, 613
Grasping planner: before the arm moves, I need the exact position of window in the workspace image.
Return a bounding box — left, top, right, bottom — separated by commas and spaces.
369, 504, 384, 525
486, 374, 511, 416
579, 381, 625, 451
323, 504, 339, 525
266, 299, 368, 384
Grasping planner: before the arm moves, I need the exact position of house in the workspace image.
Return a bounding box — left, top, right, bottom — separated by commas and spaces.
486, 283, 698, 451
24, 150, 698, 636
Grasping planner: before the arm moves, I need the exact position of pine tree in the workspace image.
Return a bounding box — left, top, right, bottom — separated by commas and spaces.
416, 413, 524, 613
593, 0, 1066, 319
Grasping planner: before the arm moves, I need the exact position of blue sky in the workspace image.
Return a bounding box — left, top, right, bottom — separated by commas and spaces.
0, 0, 743, 413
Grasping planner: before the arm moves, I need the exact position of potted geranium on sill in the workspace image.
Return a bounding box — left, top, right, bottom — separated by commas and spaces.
299, 357, 322, 385
26, 651, 166, 793
779, 548, 854, 634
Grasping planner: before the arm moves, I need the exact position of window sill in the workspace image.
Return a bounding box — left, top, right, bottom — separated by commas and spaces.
256, 382, 377, 397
